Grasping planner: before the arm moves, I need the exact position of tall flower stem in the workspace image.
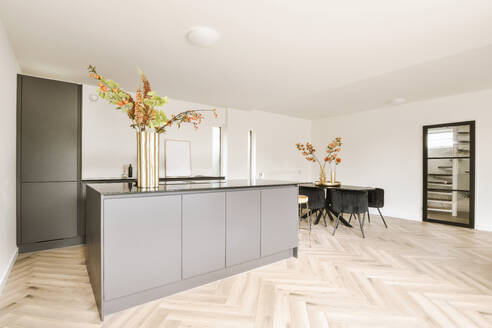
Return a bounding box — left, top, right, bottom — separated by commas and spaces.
87, 65, 218, 133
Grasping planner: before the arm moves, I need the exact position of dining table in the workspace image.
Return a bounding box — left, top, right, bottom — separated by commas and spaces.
299, 183, 376, 227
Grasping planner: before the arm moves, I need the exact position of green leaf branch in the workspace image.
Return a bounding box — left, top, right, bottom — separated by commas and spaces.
88, 65, 217, 133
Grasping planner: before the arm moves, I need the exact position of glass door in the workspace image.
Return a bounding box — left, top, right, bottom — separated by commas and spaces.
423, 121, 475, 228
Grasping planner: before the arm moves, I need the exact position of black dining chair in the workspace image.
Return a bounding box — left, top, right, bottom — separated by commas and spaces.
299, 186, 328, 227
367, 188, 388, 228
329, 189, 368, 238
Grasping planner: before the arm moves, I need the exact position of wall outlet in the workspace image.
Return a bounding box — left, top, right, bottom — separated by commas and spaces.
258, 172, 264, 178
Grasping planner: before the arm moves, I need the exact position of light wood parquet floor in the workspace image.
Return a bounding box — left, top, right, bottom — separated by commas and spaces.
1, 217, 492, 328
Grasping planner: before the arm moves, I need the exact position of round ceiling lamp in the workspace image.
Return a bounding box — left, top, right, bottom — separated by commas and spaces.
388, 97, 407, 105
186, 27, 219, 48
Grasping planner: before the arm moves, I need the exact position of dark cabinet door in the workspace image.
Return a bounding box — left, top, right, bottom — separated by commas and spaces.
21, 182, 78, 243
20, 76, 79, 182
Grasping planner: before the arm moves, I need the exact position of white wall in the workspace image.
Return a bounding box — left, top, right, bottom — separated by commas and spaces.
312, 89, 492, 231
225, 108, 312, 181
0, 18, 19, 294
82, 85, 312, 181
82, 85, 226, 179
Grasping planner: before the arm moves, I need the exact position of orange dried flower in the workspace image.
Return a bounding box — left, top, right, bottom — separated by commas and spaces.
88, 65, 216, 133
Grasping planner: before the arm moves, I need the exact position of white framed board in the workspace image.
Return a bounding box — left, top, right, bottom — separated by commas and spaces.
164, 139, 192, 177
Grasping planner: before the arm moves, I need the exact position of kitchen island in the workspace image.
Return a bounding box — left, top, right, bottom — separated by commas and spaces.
86, 180, 300, 319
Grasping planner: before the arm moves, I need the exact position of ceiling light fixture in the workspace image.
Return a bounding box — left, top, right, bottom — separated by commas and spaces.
388, 97, 407, 105
186, 27, 219, 48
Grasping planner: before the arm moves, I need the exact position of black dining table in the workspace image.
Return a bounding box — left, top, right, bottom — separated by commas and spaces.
299, 183, 376, 227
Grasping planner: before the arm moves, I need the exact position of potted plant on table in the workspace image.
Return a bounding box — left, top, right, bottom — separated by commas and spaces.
88, 65, 217, 189
296, 137, 342, 186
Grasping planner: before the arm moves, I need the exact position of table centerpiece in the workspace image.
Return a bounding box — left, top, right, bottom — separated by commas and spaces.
88, 65, 217, 189
296, 137, 342, 186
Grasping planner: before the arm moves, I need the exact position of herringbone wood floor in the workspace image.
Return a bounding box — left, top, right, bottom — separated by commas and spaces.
1, 217, 492, 328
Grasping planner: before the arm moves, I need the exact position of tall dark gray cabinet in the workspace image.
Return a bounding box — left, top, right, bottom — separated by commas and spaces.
17, 75, 82, 252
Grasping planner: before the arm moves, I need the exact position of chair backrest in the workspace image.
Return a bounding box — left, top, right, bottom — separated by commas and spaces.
329, 189, 368, 214
368, 188, 384, 208
299, 186, 326, 210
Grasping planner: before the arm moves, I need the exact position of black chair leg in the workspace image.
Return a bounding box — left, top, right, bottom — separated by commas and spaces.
332, 213, 341, 236
325, 208, 335, 222
357, 213, 365, 239
322, 210, 328, 227
348, 213, 353, 223
367, 211, 371, 223
378, 208, 388, 228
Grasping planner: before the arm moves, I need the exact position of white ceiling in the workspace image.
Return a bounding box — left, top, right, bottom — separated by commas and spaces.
1, 0, 491, 118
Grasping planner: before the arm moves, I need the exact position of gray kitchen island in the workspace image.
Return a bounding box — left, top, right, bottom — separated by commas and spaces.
85, 180, 300, 319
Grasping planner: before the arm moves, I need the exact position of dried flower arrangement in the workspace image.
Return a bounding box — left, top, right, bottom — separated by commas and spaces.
296, 137, 342, 184
325, 137, 342, 165
87, 65, 217, 133
296, 138, 342, 166
296, 142, 324, 165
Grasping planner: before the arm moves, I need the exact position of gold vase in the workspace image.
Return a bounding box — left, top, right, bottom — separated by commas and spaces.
313, 165, 328, 186
319, 166, 327, 185
330, 166, 336, 183
327, 165, 341, 186
137, 130, 159, 189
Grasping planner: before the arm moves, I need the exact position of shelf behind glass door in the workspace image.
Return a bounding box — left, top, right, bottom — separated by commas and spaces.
426, 191, 470, 225
426, 158, 469, 191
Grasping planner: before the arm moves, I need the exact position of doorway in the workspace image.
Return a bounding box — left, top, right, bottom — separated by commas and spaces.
423, 121, 475, 228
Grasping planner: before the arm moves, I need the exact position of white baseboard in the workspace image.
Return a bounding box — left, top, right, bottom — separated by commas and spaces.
475, 225, 492, 232
0, 247, 18, 296
369, 209, 420, 222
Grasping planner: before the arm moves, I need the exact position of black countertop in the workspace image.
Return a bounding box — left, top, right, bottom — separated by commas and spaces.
88, 179, 301, 196
299, 183, 375, 191
82, 176, 225, 183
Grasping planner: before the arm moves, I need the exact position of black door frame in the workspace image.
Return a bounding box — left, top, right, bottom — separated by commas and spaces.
423, 121, 475, 228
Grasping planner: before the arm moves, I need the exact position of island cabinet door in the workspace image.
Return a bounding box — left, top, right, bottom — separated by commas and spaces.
226, 190, 261, 267
103, 195, 182, 301
260, 187, 298, 257
182, 192, 226, 279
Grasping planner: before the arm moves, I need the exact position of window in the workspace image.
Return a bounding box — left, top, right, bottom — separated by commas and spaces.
212, 127, 221, 176
248, 130, 256, 180
427, 129, 453, 149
